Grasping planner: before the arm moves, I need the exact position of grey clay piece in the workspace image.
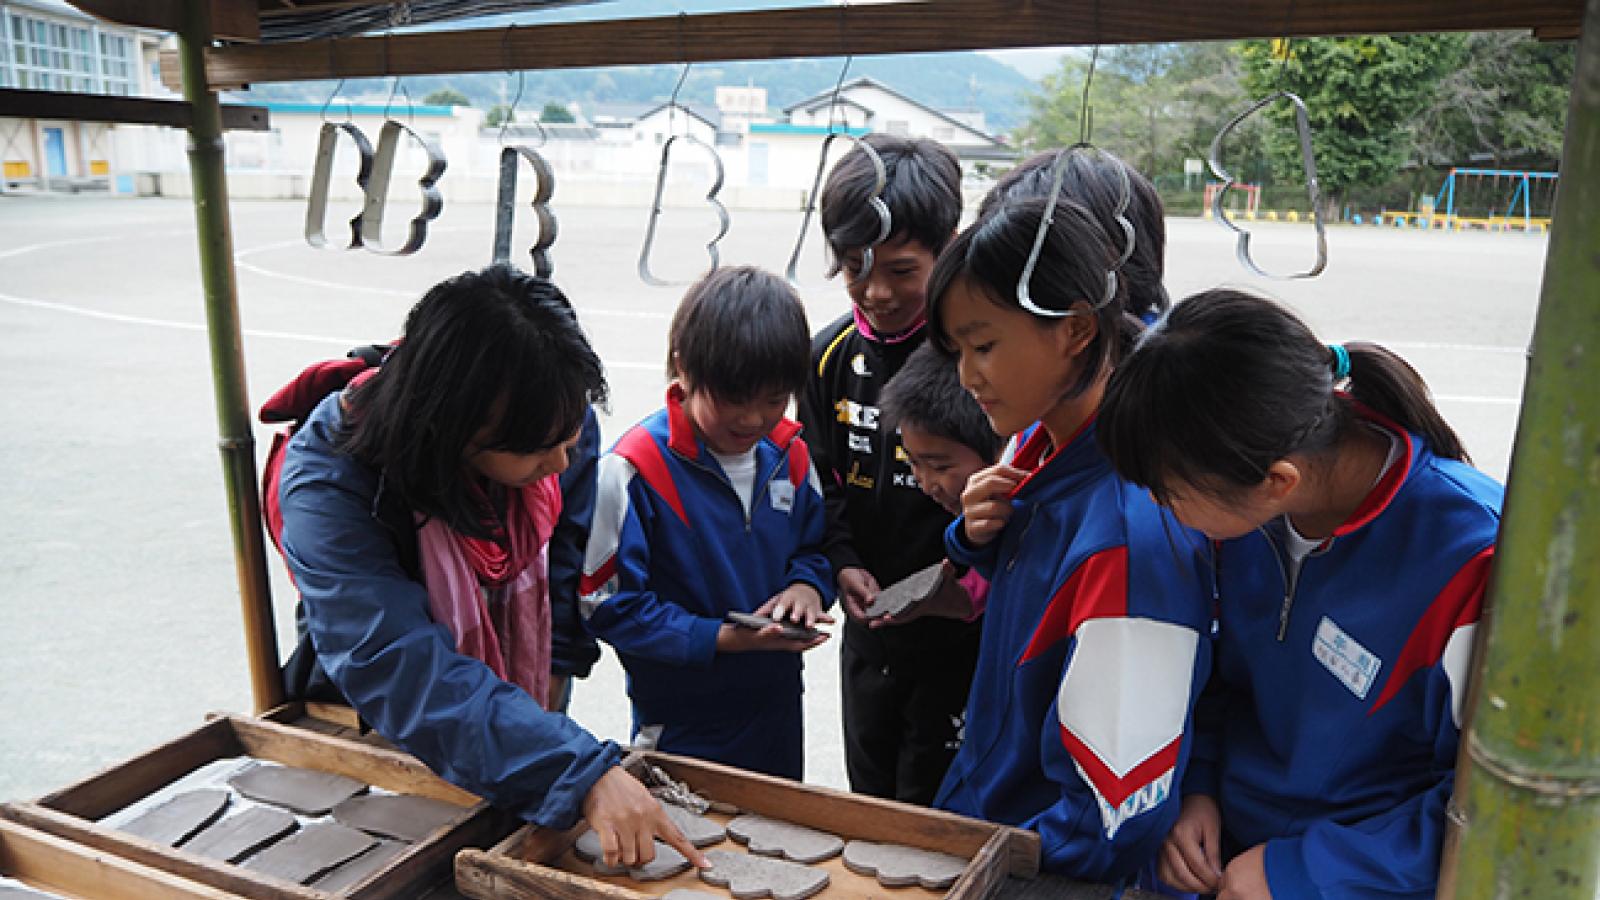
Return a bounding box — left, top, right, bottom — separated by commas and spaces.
726, 813, 843, 864
311, 838, 408, 893
660, 799, 726, 847
229, 764, 367, 816
841, 839, 968, 889
182, 805, 298, 863
698, 848, 829, 900
864, 562, 944, 619
243, 820, 377, 884
332, 792, 463, 842
573, 829, 691, 881
119, 788, 231, 847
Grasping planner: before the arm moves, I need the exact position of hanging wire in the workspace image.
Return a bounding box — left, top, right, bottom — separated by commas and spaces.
498, 23, 546, 147
826, 2, 853, 134
1077, 45, 1099, 145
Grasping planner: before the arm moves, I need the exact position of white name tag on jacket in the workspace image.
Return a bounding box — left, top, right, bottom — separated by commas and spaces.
1313, 615, 1382, 700
769, 480, 795, 512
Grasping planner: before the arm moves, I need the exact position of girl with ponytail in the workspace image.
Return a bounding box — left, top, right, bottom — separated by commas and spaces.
1098, 288, 1503, 899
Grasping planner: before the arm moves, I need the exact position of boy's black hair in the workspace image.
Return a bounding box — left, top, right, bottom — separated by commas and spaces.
339, 264, 607, 541
667, 265, 811, 403
1098, 288, 1469, 505
821, 134, 962, 266
978, 149, 1169, 321
879, 343, 1002, 463
927, 195, 1140, 401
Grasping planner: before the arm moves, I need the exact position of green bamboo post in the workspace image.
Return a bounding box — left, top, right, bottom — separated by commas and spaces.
1443, 2, 1600, 895
178, 0, 284, 713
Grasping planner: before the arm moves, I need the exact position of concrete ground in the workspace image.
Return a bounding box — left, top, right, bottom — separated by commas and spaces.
0, 193, 1545, 805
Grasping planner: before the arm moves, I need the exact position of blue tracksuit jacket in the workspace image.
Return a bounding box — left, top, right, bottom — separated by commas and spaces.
1192, 415, 1502, 898
579, 385, 832, 778
936, 420, 1214, 882
277, 394, 622, 829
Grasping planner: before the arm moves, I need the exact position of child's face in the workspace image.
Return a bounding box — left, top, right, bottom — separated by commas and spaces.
901, 423, 988, 516
466, 427, 582, 488
939, 277, 1086, 438
841, 235, 939, 337
1160, 467, 1297, 540
682, 385, 791, 456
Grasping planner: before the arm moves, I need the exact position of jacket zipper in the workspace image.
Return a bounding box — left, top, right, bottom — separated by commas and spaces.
1260, 526, 1300, 642
680, 447, 792, 533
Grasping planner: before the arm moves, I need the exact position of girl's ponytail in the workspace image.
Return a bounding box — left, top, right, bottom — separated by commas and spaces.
1343, 342, 1469, 463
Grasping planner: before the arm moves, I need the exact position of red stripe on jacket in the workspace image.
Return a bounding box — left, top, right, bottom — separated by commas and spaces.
1370, 546, 1494, 715
1019, 547, 1129, 665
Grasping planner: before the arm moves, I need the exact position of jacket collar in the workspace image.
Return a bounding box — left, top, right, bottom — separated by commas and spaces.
664, 383, 802, 461
1330, 403, 1416, 538
851, 305, 927, 345
1009, 414, 1100, 499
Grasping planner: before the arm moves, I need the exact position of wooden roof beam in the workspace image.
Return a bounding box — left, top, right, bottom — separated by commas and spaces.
161, 0, 1586, 91
66, 0, 260, 42
0, 87, 269, 130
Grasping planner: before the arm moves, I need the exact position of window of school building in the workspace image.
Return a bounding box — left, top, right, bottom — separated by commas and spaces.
2, 10, 136, 95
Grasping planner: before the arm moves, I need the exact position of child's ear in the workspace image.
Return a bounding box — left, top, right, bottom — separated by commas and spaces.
1261, 459, 1301, 505
1050, 301, 1099, 357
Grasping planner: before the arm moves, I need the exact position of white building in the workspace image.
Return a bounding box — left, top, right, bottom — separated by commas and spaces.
0, 0, 167, 192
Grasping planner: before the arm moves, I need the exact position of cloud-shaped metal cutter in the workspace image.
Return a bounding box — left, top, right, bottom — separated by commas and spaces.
637, 130, 731, 287
784, 133, 892, 286
492, 145, 558, 279
304, 122, 374, 249
1207, 90, 1328, 279
1016, 143, 1135, 316
359, 120, 447, 256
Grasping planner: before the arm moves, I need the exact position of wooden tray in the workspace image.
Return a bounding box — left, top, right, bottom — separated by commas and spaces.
456, 750, 1040, 900
0, 818, 243, 899
2, 713, 512, 899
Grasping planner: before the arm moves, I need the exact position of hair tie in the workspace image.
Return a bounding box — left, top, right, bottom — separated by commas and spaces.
1329, 343, 1351, 381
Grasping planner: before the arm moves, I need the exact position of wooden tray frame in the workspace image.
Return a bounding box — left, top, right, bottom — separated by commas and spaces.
456, 750, 1040, 900
1, 713, 513, 899
0, 818, 247, 899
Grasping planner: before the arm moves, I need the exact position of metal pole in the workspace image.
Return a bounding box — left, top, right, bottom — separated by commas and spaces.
1443, 2, 1600, 895
177, 0, 284, 713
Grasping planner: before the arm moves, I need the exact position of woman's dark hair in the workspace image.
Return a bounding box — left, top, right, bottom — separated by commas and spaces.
1098, 288, 1469, 503
978, 149, 1169, 322
667, 265, 810, 403
822, 134, 962, 264
926, 195, 1139, 401
340, 264, 607, 539
880, 343, 1003, 463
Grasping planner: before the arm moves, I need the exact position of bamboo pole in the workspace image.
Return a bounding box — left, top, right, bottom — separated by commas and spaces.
1443, 1, 1600, 895
178, 0, 283, 713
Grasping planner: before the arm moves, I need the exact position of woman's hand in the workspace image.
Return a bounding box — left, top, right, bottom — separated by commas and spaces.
960, 464, 1027, 546
835, 566, 881, 624
1158, 793, 1223, 893
580, 766, 709, 870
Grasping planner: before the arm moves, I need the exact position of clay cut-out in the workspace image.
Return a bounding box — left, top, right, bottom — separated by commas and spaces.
182, 805, 298, 863
864, 561, 945, 619
726, 814, 842, 864
842, 839, 967, 889
119, 788, 230, 847
725, 612, 820, 643
1208, 91, 1327, 279
304, 122, 374, 249
311, 838, 407, 893
660, 799, 726, 847
228, 764, 367, 816
243, 820, 376, 885
574, 829, 691, 881
359, 120, 447, 256
332, 792, 463, 843
492, 145, 558, 278
698, 848, 829, 900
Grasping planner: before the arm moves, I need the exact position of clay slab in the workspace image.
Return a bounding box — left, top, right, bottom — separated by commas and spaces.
699, 848, 828, 900
119, 788, 231, 847
333, 792, 462, 842
660, 800, 726, 847
842, 839, 967, 889
573, 830, 691, 881
725, 611, 819, 642
183, 805, 298, 863
229, 764, 367, 816
727, 814, 842, 863
864, 562, 944, 619
0, 886, 62, 899
311, 838, 408, 893
243, 820, 376, 884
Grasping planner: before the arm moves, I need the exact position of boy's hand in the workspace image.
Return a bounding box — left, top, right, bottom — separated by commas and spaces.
836, 566, 881, 623
716, 618, 829, 654
870, 561, 974, 628
961, 464, 1027, 547
1217, 844, 1273, 900
1158, 794, 1223, 893
758, 584, 835, 629
581, 766, 709, 870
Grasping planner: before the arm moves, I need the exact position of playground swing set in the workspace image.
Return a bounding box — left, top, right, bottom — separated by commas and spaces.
0, 0, 1596, 897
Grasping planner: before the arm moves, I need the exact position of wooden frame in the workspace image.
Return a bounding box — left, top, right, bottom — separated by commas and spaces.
157, 0, 1586, 91
1, 714, 513, 899
456, 750, 1040, 900
0, 818, 243, 900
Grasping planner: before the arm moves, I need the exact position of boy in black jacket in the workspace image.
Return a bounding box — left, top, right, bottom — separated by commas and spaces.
797, 134, 980, 805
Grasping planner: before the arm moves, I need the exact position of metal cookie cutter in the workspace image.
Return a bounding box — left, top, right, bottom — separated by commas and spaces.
1208, 91, 1328, 279
785, 133, 892, 285
304, 122, 373, 249
492, 146, 558, 278
359, 120, 447, 256
1017, 143, 1133, 315
636, 130, 730, 287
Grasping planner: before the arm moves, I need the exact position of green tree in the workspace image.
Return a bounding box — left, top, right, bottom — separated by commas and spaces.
422, 88, 471, 107
486, 104, 512, 128
1408, 32, 1573, 169
1237, 36, 1465, 213
540, 102, 576, 123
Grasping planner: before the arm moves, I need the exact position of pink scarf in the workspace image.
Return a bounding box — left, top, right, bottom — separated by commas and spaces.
417, 475, 562, 706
